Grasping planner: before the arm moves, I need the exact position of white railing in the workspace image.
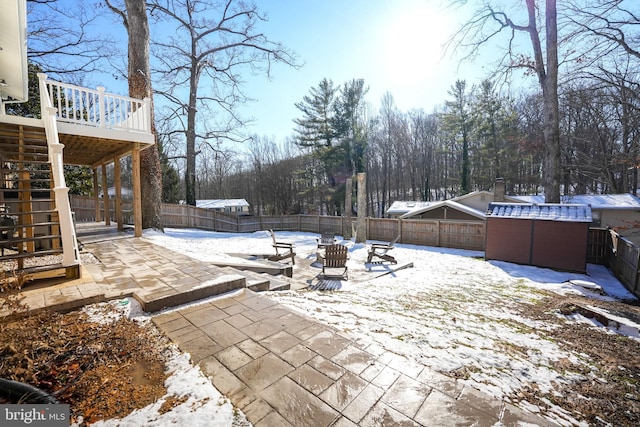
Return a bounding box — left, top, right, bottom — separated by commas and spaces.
37, 74, 151, 134
37, 73, 80, 266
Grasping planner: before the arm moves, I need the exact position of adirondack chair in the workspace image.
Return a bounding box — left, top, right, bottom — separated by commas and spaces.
366, 235, 400, 265
316, 231, 337, 250
268, 230, 296, 265
321, 244, 349, 280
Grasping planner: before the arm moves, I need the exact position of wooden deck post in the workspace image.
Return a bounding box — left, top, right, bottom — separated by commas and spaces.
101, 163, 110, 226
132, 147, 142, 237
93, 168, 101, 222
114, 156, 123, 231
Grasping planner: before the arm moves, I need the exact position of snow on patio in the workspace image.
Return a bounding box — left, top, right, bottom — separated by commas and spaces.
143, 228, 638, 426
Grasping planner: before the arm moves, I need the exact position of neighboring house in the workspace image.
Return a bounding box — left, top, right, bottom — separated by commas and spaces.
0, 0, 154, 279
386, 201, 434, 218
399, 199, 486, 221
396, 188, 521, 221
196, 199, 250, 216
393, 179, 520, 220
99, 187, 134, 200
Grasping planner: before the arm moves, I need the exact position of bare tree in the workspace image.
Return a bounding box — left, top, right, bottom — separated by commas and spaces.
27, 0, 118, 76
148, 0, 298, 206
449, 0, 562, 202
567, 0, 640, 61
106, 0, 164, 230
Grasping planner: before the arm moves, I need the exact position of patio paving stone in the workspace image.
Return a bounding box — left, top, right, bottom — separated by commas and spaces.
261, 376, 339, 427
11, 227, 560, 427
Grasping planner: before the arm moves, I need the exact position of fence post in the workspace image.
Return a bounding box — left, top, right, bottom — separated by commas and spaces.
634, 250, 640, 295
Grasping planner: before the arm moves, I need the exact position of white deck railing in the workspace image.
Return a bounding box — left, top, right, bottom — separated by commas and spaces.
38, 74, 151, 134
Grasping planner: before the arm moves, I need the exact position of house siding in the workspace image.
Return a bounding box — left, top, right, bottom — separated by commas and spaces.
415, 207, 479, 221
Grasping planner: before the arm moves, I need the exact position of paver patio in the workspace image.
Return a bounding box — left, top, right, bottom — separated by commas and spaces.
3, 224, 557, 426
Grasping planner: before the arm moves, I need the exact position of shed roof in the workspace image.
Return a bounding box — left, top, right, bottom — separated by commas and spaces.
487, 203, 592, 222
387, 201, 434, 215
512, 194, 640, 210
388, 191, 521, 216
196, 199, 249, 209
400, 200, 487, 220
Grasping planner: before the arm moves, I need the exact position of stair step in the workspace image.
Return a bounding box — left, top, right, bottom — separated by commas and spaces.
0, 210, 58, 216
4, 178, 54, 182
1, 233, 62, 245
0, 248, 64, 261
1, 188, 54, 192
0, 159, 53, 165
0, 141, 49, 150
0, 221, 61, 229
0, 199, 56, 204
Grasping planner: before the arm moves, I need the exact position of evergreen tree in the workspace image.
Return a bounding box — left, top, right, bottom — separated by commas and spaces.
159, 142, 180, 203
293, 78, 339, 147
442, 80, 472, 194
333, 79, 369, 174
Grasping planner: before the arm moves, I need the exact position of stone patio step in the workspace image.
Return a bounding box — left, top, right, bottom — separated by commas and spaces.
133, 270, 247, 312
233, 269, 291, 292
212, 256, 293, 278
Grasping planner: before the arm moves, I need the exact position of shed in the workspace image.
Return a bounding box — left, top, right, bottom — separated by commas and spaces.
485, 203, 592, 273
196, 199, 250, 216
400, 200, 486, 221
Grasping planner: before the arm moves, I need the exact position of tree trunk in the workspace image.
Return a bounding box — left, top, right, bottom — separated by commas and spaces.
344, 177, 352, 239
185, 46, 200, 206
542, 0, 561, 203
526, 0, 561, 203
356, 173, 367, 243
124, 0, 163, 229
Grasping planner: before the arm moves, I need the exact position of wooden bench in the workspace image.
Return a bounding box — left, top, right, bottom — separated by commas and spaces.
321, 244, 348, 280
267, 230, 296, 265
366, 235, 400, 265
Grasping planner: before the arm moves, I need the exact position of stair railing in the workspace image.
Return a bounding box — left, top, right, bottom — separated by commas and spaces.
38, 73, 80, 267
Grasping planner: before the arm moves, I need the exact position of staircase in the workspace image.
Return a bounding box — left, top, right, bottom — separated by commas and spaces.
0, 123, 78, 280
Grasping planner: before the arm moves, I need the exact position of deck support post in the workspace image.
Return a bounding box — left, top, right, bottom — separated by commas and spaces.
132, 147, 142, 237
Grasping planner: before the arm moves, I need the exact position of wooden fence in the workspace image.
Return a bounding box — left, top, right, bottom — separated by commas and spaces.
604, 229, 640, 299
365, 218, 486, 251
70, 198, 640, 298
161, 203, 488, 251
70, 198, 487, 251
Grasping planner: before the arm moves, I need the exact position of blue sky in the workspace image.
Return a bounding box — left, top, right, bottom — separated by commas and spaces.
44, 1, 513, 144
237, 0, 496, 141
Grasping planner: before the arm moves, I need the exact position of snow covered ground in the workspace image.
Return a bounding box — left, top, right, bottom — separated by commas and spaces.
88, 228, 638, 426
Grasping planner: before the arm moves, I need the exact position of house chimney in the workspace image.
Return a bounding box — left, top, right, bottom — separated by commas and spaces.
494, 178, 505, 202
